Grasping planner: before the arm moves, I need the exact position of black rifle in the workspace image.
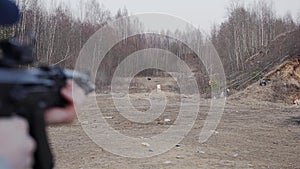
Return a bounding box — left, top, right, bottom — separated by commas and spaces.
0, 35, 94, 169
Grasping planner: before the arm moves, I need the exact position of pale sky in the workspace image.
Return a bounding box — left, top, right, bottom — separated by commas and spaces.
45, 0, 300, 32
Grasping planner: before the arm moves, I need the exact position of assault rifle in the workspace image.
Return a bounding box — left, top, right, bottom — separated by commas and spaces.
0, 35, 94, 169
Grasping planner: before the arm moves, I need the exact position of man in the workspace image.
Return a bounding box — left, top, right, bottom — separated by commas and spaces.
0, 1, 84, 168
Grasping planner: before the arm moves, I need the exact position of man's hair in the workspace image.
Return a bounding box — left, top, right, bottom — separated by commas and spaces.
0, 0, 20, 26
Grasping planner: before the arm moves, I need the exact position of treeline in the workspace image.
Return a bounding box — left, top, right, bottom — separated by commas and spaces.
211, 1, 298, 76
0, 0, 127, 68
0, 0, 299, 92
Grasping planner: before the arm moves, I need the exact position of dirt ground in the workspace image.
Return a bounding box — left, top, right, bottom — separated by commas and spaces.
48, 91, 300, 169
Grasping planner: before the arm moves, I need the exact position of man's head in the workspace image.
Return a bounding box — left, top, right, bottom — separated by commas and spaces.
0, 0, 20, 26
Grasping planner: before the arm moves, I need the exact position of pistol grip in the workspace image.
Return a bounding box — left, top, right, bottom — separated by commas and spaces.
28, 110, 54, 169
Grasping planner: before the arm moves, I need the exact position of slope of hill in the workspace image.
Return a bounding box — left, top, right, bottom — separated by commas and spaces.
229, 28, 300, 105
228, 28, 300, 90
230, 58, 300, 105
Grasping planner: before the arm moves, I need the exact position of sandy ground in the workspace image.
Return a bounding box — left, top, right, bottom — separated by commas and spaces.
48, 93, 300, 169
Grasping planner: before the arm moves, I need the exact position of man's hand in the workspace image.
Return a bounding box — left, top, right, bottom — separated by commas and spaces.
0, 117, 36, 169
45, 80, 85, 124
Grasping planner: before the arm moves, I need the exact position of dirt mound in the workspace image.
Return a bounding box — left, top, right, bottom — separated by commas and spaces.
228, 28, 300, 105
228, 28, 300, 91
230, 58, 300, 105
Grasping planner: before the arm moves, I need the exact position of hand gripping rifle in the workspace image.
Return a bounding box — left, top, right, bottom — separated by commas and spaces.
0, 35, 94, 169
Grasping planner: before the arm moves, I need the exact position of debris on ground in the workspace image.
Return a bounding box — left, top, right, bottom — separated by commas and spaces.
163, 160, 172, 164
233, 153, 239, 157
196, 150, 205, 154
141, 142, 150, 147
176, 156, 183, 159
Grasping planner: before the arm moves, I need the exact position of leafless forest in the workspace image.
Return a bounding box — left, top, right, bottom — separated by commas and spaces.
0, 0, 299, 92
